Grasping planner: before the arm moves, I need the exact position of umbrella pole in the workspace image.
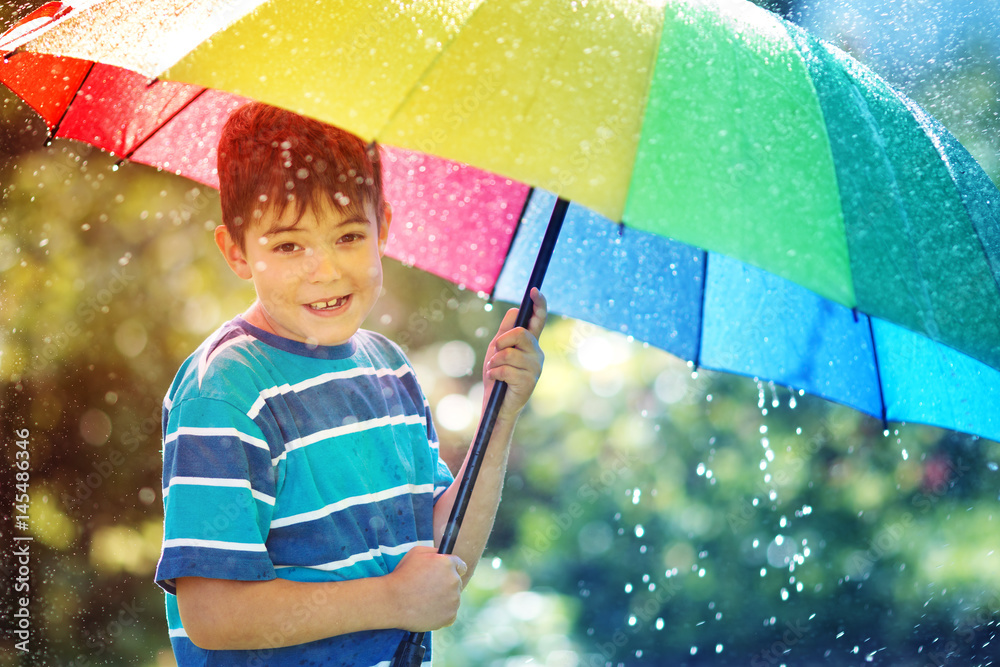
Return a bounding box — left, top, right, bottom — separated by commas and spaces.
391, 197, 570, 667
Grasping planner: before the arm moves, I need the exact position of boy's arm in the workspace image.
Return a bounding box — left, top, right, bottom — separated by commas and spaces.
433, 289, 547, 585
176, 544, 467, 650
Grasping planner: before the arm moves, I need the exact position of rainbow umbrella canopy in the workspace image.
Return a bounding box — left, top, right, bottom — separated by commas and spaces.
2, 0, 1000, 441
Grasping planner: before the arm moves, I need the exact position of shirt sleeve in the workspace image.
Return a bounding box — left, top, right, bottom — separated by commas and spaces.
155, 396, 278, 595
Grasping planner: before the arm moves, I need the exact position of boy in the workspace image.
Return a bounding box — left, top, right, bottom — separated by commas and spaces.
154, 102, 546, 666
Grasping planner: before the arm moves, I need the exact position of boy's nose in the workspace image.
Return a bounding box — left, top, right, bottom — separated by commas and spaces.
304, 247, 341, 282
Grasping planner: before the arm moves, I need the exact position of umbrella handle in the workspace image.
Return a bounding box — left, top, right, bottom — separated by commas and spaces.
391, 196, 569, 667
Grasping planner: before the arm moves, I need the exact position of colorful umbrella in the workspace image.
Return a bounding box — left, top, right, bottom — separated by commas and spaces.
3, 1, 1000, 663
3, 0, 999, 438
8, 0, 1000, 378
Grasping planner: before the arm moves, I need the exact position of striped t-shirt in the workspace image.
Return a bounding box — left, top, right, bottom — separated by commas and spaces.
155, 317, 453, 666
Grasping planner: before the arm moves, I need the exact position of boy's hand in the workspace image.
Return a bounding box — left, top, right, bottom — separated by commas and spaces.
386, 546, 466, 632
483, 288, 547, 421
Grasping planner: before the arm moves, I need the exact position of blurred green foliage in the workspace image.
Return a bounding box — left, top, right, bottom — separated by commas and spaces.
2, 2, 999, 666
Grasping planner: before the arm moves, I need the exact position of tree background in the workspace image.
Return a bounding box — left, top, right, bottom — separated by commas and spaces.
1, 1, 998, 665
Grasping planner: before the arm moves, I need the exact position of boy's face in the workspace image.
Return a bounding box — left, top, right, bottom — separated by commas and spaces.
217, 196, 391, 347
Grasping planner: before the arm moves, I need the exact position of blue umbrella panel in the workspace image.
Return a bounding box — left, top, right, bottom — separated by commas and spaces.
494, 190, 1000, 443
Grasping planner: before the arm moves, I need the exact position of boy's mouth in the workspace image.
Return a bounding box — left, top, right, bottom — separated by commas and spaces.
306, 295, 350, 311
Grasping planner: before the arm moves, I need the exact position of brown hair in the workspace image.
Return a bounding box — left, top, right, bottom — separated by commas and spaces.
217, 102, 385, 250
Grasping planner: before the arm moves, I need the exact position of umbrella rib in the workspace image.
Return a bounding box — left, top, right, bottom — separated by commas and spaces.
45, 60, 95, 145
373, 0, 492, 141
489, 187, 536, 303
693, 250, 709, 369
119, 86, 209, 164
866, 316, 889, 430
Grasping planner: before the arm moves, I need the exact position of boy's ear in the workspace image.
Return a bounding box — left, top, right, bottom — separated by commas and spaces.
215, 225, 253, 280
378, 202, 393, 257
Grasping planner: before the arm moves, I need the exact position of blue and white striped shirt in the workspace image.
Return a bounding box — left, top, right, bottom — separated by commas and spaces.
155, 317, 453, 666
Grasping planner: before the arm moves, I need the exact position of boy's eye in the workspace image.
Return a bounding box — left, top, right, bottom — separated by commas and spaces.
339, 233, 365, 244
274, 242, 300, 253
